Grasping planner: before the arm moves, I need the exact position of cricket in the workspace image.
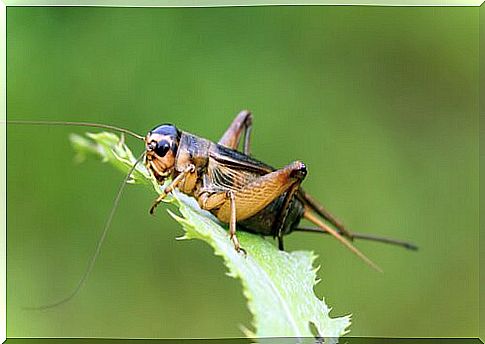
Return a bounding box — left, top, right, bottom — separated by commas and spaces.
8, 109, 417, 308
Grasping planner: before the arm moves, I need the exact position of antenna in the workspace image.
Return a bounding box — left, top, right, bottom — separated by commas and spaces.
25, 151, 146, 310
3, 120, 145, 141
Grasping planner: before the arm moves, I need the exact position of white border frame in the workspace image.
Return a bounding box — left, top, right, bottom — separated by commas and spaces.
1, 2, 481, 343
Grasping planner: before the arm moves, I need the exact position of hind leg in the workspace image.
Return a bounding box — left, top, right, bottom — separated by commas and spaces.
218, 110, 253, 155
197, 161, 308, 252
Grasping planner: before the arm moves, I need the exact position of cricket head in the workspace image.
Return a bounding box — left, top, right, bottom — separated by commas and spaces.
145, 124, 181, 181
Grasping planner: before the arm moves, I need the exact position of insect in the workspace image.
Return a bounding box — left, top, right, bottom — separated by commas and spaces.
8, 110, 416, 307
144, 110, 417, 263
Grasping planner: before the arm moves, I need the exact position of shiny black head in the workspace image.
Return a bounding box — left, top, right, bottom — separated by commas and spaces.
145, 124, 181, 179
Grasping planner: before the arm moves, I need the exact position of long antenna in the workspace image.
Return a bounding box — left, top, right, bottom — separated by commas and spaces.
25, 151, 146, 310
296, 226, 418, 250
4, 120, 145, 141
304, 210, 383, 272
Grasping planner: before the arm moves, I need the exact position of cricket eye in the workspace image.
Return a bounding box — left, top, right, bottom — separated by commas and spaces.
155, 140, 171, 157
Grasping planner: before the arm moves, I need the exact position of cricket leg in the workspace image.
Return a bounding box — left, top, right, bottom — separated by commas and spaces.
297, 189, 354, 240
297, 190, 418, 251
210, 162, 382, 270
218, 110, 253, 155
197, 190, 246, 254
149, 164, 195, 215
275, 180, 304, 251
228, 191, 246, 254
214, 161, 308, 223
198, 161, 308, 252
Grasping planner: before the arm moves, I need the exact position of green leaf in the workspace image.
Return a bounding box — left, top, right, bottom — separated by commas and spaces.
69, 132, 150, 185
69, 132, 351, 339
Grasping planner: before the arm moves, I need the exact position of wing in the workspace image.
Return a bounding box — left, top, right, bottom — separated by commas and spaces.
205, 143, 275, 192
209, 143, 274, 174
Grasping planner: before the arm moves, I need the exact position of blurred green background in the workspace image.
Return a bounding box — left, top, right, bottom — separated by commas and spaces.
7, 6, 479, 338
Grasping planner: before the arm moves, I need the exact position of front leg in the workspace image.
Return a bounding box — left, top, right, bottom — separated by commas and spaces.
149, 164, 195, 215
218, 110, 253, 155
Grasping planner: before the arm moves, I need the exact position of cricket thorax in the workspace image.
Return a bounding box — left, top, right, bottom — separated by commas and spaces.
175, 132, 211, 172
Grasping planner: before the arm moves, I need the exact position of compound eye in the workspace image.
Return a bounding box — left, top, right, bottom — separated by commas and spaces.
155, 140, 171, 157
